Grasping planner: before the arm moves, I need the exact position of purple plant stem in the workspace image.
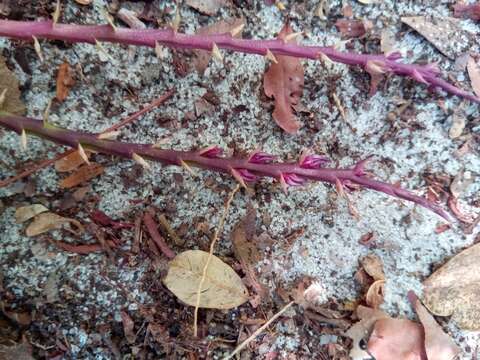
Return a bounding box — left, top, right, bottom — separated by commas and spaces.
0, 114, 451, 220
0, 19, 477, 103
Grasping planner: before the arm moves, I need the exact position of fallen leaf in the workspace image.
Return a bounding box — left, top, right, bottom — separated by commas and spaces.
0, 56, 25, 115
194, 18, 244, 75
59, 163, 104, 188
54, 150, 90, 172
0, 342, 34, 360
26, 212, 84, 236
360, 254, 385, 281
380, 28, 397, 55
423, 242, 480, 330
467, 55, 480, 98
335, 19, 372, 38
263, 23, 304, 133
56, 61, 75, 102
367, 318, 426, 360
231, 205, 267, 306
401, 16, 472, 59
409, 291, 460, 360
365, 280, 385, 309
163, 250, 249, 309
345, 305, 389, 360
15, 204, 49, 223
450, 170, 474, 198
454, 2, 480, 21
186, 0, 227, 16
121, 311, 136, 344
448, 110, 465, 139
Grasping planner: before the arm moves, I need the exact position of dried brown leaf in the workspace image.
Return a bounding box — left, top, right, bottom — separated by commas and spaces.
15, 204, 48, 223
263, 23, 304, 133
335, 19, 372, 38
163, 250, 249, 309
423, 242, 480, 330
365, 280, 385, 309
0, 56, 25, 115
59, 163, 104, 188
194, 18, 244, 74
409, 291, 460, 360
345, 305, 389, 360
360, 253, 385, 281
186, 0, 227, 15
26, 212, 84, 236
467, 55, 480, 98
367, 318, 426, 360
401, 16, 472, 59
121, 311, 136, 344
55, 150, 91, 172
56, 61, 75, 102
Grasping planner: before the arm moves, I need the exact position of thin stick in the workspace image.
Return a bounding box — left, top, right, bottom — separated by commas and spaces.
193, 185, 240, 337
143, 211, 175, 259
0, 88, 175, 188
225, 301, 295, 359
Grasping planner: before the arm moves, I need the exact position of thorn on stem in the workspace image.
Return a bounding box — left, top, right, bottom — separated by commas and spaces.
170, 6, 181, 32
284, 32, 302, 42
43, 99, 52, 125
0, 88, 7, 108
180, 159, 196, 177
102, 8, 117, 31
52, 0, 61, 26
94, 39, 114, 62
20, 129, 27, 151
78, 143, 90, 165
32, 36, 44, 62
265, 49, 278, 64
230, 23, 245, 37
97, 130, 120, 140
132, 152, 150, 170
211, 43, 223, 62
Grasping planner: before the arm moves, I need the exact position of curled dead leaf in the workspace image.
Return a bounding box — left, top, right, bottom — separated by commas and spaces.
59, 163, 104, 188
26, 212, 84, 236
423, 242, 480, 330
121, 311, 136, 344
467, 56, 480, 98
263, 23, 304, 133
365, 280, 385, 309
15, 204, 48, 223
55, 150, 91, 172
163, 250, 249, 309
194, 18, 244, 75
0, 56, 25, 115
56, 61, 75, 102
368, 318, 426, 360
360, 253, 385, 281
409, 291, 460, 360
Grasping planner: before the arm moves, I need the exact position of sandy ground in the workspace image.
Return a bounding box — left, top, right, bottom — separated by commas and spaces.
0, 0, 479, 359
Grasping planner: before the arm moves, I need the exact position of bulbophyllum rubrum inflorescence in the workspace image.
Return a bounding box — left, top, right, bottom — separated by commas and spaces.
0, 114, 451, 221
0, 19, 477, 103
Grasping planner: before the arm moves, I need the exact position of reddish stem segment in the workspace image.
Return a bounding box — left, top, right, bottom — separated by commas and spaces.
0, 89, 174, 188
143, 212, 176, 259
0, 114, 451, 220
0, 19, 477, 103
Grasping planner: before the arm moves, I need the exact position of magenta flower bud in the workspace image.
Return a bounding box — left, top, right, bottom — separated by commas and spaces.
235, 168, 257, 182
299, 154, 330, 169
197, 145, 223, 158
282, 173, 306, 186
248, 151, 276, 164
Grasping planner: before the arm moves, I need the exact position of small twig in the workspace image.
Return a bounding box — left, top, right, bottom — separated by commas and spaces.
0, 89, 174, 188
193, 185, 240, 337
143, 211, 175, 259
158, 213, 184, 246
225, 301, 295, 359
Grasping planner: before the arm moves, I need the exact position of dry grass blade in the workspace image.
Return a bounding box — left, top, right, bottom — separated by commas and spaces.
193, 184, 240, 337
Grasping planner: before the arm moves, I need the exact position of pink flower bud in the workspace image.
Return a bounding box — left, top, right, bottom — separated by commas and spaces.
282, 173, 306, 186
248, 151, 276, 164
299, 154, 329, 169
235, 168, 257, 182
197, 145, 223, 158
